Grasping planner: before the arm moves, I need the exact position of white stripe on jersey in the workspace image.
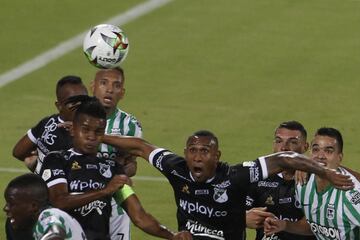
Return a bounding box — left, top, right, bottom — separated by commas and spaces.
47, 178, 67, 188
149, 148, 166, 166
27, 129, 37, 143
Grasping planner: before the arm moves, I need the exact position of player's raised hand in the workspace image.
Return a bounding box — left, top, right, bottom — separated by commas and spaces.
246, 207, 276, 229
263, 217, 286, 236
104, 174, 129, 195
171, 231, 192, 240
324, 168, 354, 190
295, 170, 308, 185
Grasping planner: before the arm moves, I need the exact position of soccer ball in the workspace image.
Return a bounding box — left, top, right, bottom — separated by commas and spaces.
83, 24, 129, 69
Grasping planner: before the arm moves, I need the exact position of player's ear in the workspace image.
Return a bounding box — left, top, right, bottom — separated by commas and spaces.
69, 123, 75, 137
119, 88, 125, 100
216, 150, 221, 162
304, 142, 309, 152
55, 101, 62, 112
90, 80, 95, 93
339, 152, 343, 162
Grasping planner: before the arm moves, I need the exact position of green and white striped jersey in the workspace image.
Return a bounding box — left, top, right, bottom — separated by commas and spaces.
97, 108, 142, 159
296, 168, 360, 240
33, 207, 86, 240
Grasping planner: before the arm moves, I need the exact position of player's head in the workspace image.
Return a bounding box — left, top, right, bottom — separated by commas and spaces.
184, 130, 221, 183
71, 97, 106, 155
90, 67, 125, 115
273, 121, 308, 154
311, 127, 343, 169
55, 75, 88, 121
4, 173, 49, 230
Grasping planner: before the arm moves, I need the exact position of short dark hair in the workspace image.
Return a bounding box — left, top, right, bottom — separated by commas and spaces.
96, 67, 125, 83
74, 96, 106, 122
6, 174, 48, 206
276, 121, 307, 140
188, 130, 219, 147
56, 75, 84, 98
315, 127, 343, 153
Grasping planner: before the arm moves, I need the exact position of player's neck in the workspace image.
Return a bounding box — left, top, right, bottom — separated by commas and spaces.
315, 176, 330, 192
105, 107, 117, 118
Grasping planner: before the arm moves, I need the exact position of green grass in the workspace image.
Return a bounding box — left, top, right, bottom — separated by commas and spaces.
2, 0, 360, 239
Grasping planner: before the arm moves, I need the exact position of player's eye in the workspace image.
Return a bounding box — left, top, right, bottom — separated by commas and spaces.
201, 148, 209, 153
289, 140, 300, 145
113, 82, 121, 89
311, 148, 319, 153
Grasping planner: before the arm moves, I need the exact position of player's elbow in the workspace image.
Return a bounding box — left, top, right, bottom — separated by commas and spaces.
12, 146, 25, 161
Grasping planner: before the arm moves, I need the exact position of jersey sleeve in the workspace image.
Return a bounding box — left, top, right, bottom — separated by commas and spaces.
344, 178, 360, 225
148, 148, 183, 177
27, 116, 50, 144
34, 209, 66, 239
232, 158, 268, 186
124, 115, 143, 138
245, 183, 257, 209
40, 152, 67, 188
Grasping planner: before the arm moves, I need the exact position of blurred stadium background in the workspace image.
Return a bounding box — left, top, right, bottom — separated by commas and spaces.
1, 0, 360, 238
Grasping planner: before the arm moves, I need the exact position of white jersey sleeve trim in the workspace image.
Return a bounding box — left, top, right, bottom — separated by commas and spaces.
258, 156, 269, 179
27, 129, 37, 143
47, 178, 67, 188
149, 148, 166, 166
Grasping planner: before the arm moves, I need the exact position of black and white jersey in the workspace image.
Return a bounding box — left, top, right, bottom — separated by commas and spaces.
27, 114, 72, 174
40, 149, 123, 240
149, 148, 268, 240
246, 174, 316, 240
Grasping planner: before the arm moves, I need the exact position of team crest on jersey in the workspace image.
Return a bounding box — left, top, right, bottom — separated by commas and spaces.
110, 128, 121, 135
350, 191, 360, 205
71, 161, 81, 170
42, 169, 51, 181
213, 187, 228, 203
99, 163, 112, 178
182, 184, 190, 194
265, 195, 275, 205
326, 204, 335, 220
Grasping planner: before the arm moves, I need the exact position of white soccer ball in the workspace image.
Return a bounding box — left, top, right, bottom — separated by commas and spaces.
83, 24, 129, 68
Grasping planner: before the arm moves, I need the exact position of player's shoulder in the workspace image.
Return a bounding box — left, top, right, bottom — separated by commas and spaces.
116, 108, 141, 123
33, 114, 58, 127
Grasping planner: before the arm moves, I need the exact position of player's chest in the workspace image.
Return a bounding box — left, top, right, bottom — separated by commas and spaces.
65, 159, 116, 192
174, 178, 239, 211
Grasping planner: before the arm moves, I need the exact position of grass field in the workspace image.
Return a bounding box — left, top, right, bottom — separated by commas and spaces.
1, 0, 360, 239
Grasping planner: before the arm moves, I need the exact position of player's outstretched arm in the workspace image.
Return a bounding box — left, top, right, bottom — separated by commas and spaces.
263, 151, 354, 190
13, 134, 36, 161
264, 216, 313, 236
48, 175, 128, 210
102, 135, 157, 161
122, 194, 192, 240
341, 165, 360, 181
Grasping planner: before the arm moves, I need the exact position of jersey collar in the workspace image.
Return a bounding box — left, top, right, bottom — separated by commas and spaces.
69, 148, 83, 156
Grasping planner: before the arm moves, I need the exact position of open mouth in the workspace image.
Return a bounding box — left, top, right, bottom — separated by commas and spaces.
193, 167, 203, 176
103, 96, 113, 104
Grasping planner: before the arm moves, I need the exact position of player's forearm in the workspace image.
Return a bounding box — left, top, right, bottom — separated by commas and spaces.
102, 135, 154, 160
132, 213, 175, 239
265, 152, 326, 178
50, 189, 110, 210
284, 219, 313, 236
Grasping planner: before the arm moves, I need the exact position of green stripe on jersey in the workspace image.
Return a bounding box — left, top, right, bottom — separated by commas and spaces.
98, 108, 142, 158
297, 169, 360, 240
